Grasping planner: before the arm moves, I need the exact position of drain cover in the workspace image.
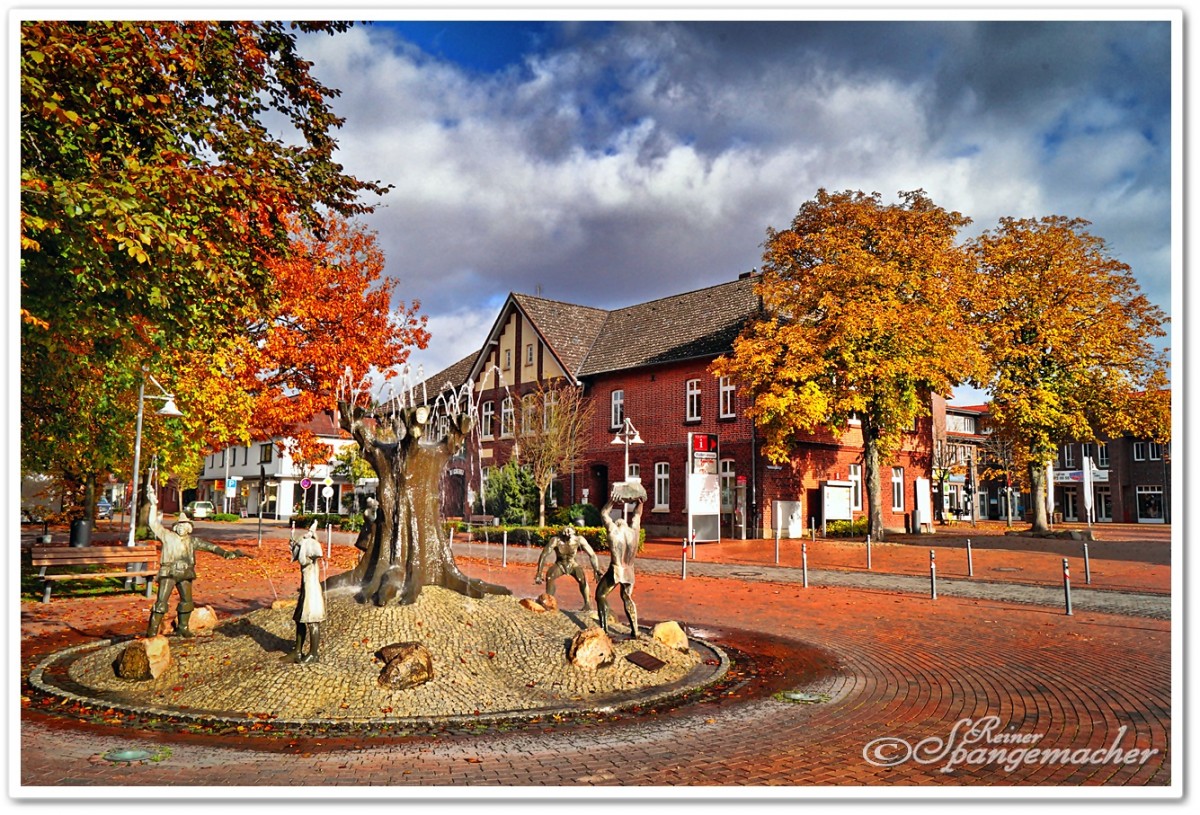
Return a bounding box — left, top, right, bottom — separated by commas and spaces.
777, 690, 832, 704
992, 566, 1023, 572
731, 571, 765, 577
625, 651, 667, 672
103, 749, 153, 763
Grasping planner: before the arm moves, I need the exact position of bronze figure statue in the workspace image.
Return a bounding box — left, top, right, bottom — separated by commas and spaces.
534, 524, 601, 612
597, 483, 646, 639
284, 521, 325, 664
144, 488, 250, 639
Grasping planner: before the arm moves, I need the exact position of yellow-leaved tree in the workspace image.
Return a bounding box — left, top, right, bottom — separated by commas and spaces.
713, 189, 984, 540
969, 216, 1169, 533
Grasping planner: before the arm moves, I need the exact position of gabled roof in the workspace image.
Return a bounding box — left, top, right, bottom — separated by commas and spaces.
577, 276, 761, 376
510, 293, 610, 378
422, 353, 479, 398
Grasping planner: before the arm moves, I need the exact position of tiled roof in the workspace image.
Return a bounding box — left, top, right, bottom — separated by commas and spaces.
511, 293, 610, 378
577, 276, 761, 376
422, 353, 479, 398
290, 407, 343, 437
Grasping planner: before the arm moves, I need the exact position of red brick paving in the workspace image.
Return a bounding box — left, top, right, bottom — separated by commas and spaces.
17, 526, 1174, 791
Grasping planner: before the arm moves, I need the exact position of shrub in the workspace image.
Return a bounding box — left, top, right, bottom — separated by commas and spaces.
340, 513, 365, 533
548, 502, 603, 528
825, 518, 870, 538
290, 513, 345, 530
208, 513, 241, 522
457, 524, 644, 552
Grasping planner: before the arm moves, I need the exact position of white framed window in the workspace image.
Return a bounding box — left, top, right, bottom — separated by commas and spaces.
525, 343, 534, 366
481, 401, 495, 438
522, 394, 536, 435
1136, 485, 1164, 523
685, 379, 702, 421
1062, 445, 1076, 468
627, 462, 640, 482
849, 464, 862, 511
259, 444, 273, 464
503, 348, 512, 370
1098, 443, 1110, 467
500, 397, 515, 437
891, 467, 904, 512
610, 389, 625, 429
1149, 442, 1162, 461
654, 462, 670, 510
719, 376, 736, 418
1082, 443, 1093, 464
542, 390, 558, 430
720, 459, 735, 512
1133, 441, 1146, 461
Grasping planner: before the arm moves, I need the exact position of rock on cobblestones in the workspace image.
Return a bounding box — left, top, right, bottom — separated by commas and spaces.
64, 587, 700, 721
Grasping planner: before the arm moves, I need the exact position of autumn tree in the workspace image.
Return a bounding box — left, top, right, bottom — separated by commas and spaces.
969, 216, 1169, 533
514, 382, 595, 527
713, 189, 983, 540
20, 21, 388, 518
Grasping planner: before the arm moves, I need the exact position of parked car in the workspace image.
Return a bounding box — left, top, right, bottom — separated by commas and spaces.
96, 498, 114, 520
186, 501, 215, 519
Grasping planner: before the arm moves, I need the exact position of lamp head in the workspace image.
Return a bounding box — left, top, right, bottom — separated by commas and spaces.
157, 398, 183, 417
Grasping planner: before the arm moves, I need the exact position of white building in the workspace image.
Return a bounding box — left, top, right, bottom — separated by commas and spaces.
197, 409, 362, 520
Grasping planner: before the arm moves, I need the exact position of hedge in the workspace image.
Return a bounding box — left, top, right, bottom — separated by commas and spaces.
445, 522, 645, 552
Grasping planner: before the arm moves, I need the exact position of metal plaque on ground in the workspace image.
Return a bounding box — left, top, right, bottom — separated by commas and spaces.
625, 651, 666, 672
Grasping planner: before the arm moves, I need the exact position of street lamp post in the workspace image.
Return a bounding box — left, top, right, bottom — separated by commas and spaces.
610, 417, 643, 518
126, 371, 183, 547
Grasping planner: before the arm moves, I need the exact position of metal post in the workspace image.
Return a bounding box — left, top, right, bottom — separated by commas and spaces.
1083, 541, 1091, 585
930, 549, 937, 600
810, 516, 816, 542
502, 529, 508, 568
966, 538, 974, 577
866, 534, 872, 570
774, 503, 781, 565
1062, 558, 1073, 616
681, 537, 688, 579
802, 542, 808, 588
690, 529, 696, 559
126, 377, 147, 547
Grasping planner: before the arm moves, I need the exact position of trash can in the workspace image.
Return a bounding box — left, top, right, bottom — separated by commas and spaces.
69, 518, 91, 548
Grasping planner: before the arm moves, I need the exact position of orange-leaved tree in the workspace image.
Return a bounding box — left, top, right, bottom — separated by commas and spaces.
969, 216, 1169, 533
713, 189, 984, 540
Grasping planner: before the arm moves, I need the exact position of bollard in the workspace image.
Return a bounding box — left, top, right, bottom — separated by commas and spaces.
681, 537, 688, 579
810, 517, 816, 542
1062, 558, 1073, 616
966, 538, 974, 578
866, 534, 872, 570
1083, 541, 1091, 585
691, 529, 697, 559
502, 529, 508, 568
802, 542, 809, 588
775, 525, 780, 564
930, 549, 937, 600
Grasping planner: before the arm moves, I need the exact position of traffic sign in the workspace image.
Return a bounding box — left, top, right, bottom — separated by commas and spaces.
300, 478, 312, 489
321, 486, 334, 499
323, 476, 334, 487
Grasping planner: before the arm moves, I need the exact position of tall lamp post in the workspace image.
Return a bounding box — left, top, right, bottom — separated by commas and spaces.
610, 418, 643, 519
126, 372, 183, 547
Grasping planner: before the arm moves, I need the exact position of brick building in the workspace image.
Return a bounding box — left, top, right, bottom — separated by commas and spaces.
425, 273, 934, 538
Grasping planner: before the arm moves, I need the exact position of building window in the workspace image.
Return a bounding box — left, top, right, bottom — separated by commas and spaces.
719, 376, 736, 418
521, 394, 536, 435
849, 464, 862, 511
627, 462, 640, 481
481, 401, 495, 438
1136, 485, 1164, 522
610, 390, 625, 429
720, 459, 735, 512
1061, 445, 1076, 468
1082, 443, 1093, 465
1133, 441, 1146, 461
526, 343, 534, 366
1149, 442, 1162, 461
542, 390, 558, 430
503, 348, 512, 370
891, 467, 904, 512
259, 444, 273, 464
1098, 443, 1110, 467
654, 463, 670, 510
500, 397, 515, 437
685, 379, 702, 421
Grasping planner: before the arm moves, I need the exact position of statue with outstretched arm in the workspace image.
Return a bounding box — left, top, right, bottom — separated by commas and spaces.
144, 488, 250, 638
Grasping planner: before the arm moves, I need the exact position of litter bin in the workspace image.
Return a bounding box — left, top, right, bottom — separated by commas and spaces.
69, 518, 91, 548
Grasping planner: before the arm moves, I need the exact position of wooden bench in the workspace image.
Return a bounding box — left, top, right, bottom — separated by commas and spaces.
31, 544, 160, 603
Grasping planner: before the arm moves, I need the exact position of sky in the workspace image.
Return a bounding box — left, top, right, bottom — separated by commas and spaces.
116, 7, 1186, 406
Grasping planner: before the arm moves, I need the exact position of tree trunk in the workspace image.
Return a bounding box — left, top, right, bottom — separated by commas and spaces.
1028, 461, 1050, 534
83, 473, 97, 530
864, 428, 886, 542
326, 402, 511, 606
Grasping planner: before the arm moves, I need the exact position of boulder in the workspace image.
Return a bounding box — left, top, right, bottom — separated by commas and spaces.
519, 597, 547, 613
188, 605, 219, 634
377, 642, 434, 690
116, 636, 171, 680
568, 626, 614, 670
650, 620, 689, 651
536, 593, 559, 612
